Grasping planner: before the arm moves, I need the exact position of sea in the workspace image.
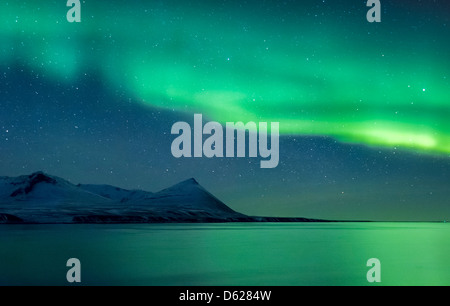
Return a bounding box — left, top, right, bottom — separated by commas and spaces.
0, 223, 449, 286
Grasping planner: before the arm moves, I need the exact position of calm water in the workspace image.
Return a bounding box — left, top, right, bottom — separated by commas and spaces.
0, 223, 449, 286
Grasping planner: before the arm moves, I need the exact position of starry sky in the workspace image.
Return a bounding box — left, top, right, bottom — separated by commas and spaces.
0, 0, 449, 221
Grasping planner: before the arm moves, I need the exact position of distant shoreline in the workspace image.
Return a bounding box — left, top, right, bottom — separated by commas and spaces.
1, 172, 447, 225
3, 219, 449, 225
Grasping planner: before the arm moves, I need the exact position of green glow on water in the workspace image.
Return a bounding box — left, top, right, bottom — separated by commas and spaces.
0, 223, 449, 286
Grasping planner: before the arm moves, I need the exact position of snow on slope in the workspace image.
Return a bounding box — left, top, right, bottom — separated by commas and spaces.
78, 184, 151, 202
144, 178, 239, 214
0, 172, 246, 223
0, 172, 109, 204
0, 172, 114, 223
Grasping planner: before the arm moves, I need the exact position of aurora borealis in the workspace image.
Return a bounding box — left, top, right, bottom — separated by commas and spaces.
0, 1, 449, 221
2, 0, 449, 153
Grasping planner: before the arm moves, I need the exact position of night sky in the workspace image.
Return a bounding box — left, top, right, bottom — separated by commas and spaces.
0, 0, 449, 221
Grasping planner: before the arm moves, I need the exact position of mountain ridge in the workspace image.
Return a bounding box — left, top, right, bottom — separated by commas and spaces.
0, 172, 327, 224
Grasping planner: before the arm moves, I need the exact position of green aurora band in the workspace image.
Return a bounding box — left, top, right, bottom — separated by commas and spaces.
1, 1, 449, 154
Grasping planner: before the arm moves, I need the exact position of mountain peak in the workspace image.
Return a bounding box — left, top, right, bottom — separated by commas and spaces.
10, 172, 57, 197
183, 178, 199, 185
163, 178, 200, 191
28, 171, 53, 180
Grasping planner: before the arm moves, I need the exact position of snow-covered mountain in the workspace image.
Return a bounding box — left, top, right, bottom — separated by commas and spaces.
0, 172, 324, 224
0, 172, 248, 223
